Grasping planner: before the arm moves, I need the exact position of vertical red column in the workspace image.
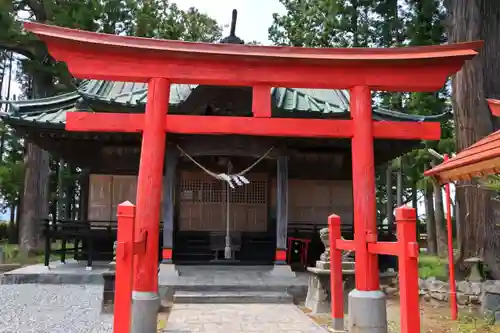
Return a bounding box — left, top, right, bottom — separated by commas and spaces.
328, 214, 344, 331
350, 86, 379, 290
396, 206, 420, 333
114, 201, 136, 333
134, 77, 170, 292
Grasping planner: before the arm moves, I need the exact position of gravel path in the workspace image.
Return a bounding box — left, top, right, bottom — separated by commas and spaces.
0, 284, 113, 333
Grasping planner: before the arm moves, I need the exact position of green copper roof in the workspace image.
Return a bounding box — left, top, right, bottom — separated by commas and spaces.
80, 80, 196, 106
272, 88, 349, 113
1, 80, 450, 127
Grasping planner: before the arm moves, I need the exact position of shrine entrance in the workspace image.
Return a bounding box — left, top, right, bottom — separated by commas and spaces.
173, 156, 276, 265
178, 171, 268, 233
175, 165, 274, 264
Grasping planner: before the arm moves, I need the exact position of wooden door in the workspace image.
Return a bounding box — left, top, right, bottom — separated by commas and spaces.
88, 174, 113, 221
179, 171, 268, 232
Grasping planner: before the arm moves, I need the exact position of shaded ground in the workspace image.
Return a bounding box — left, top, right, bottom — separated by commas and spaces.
304, 298, 500, 333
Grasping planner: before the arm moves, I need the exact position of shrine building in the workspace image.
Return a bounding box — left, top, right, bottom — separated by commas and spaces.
0, 16, 477, 271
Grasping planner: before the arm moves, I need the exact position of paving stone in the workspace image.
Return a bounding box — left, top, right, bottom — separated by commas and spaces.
163, 303, 327, 333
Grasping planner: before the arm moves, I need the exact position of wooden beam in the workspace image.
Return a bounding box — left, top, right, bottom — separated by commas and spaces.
252, 85, 272, 117
66, 112, 441, 140
66, 113, 144, 132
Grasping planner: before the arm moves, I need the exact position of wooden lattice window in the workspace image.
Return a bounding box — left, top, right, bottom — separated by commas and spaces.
181, 178, 267, 205
201, 181, 223, 203
180, 179, 223, 203
229, 180, 267, 204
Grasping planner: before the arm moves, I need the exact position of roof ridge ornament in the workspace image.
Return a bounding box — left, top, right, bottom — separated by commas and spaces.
220, 9, 244, 45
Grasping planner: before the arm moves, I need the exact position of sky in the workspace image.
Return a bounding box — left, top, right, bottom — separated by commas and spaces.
174, 0, 286, 45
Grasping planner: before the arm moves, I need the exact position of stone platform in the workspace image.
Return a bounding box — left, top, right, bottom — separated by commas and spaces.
1, 262, 308, 298
159, 265, 309, 303
0, 260, 111, 284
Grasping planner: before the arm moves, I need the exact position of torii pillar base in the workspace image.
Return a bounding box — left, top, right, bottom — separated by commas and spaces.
131, 291, 160, 333
348, 289, 387, 333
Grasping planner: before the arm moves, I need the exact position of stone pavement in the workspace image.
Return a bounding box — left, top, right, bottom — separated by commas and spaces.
163, 303, 328, 333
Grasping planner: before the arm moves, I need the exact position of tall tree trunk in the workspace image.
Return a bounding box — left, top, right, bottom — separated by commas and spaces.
7, 204, 16, 244
19, 143, 49, 255
18, 73, 51, 255
431, 161, 448, 257
57, 159, 64, 220
386, 163, 394, 226
396, 159, 403, 206
455, 187, 464, 258
411, 182, 419, 240
425, 182, 438, 255
411, 183, 418, 216
446, 0, 500, 278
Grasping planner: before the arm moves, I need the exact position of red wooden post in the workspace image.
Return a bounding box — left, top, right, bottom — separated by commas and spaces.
444, 154, 458, 320
396, 206, 420, 333
328, 214, 344, 331
131, 77, 170, 332
133, 77, 170, 292
113, 201, 136, 333
350, 85, 379, 291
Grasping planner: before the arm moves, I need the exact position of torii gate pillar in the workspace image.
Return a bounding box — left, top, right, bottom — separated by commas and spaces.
348, 86, 387, 332
131, 78, 170, 333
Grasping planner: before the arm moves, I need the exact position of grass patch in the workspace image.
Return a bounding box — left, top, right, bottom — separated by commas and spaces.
419, 254, 448, 280
0, 241, 73, 265
457, 315, 500, 333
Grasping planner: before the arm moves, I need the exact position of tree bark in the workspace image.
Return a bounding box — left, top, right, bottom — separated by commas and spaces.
446, 0, 500, 278
431, 161, 448, 257
19, 142, 49, 255
425, 181, 438, 255
18, 72, 52, 255
396, 159, 403, 206
7, 204, 16, 244
386, 163, 394, 226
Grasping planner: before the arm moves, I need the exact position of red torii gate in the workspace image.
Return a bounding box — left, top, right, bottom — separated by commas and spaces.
24, 21, 481, 333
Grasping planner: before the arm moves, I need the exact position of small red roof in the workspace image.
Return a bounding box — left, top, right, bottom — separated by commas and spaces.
488, 99, 500, 116
425, 131, 500, 182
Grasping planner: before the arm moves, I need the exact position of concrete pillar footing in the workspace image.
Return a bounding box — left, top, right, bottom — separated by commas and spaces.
332, 317, 346, 332
348, 289, 387, 333
131, 291, 160, 333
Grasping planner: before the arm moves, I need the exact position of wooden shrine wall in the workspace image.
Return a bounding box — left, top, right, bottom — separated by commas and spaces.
87, 173, 354, 227
88, 174, 143, 221
271, 179, 354, 226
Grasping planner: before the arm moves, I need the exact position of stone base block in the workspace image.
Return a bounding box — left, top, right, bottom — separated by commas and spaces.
159, 263, 179, 277
316, 261, 330, 270
101, 270, 116, 314
305, 272, 330, 314
131, 291, 160, 333
265, 265, 296, 278
348, 289, 387, 333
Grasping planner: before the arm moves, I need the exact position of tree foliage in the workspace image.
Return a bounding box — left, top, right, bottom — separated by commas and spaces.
0, 0, 223, 247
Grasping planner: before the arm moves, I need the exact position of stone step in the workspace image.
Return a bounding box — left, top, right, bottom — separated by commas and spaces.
166, 284, 304, 293
173, 291, 294, 304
